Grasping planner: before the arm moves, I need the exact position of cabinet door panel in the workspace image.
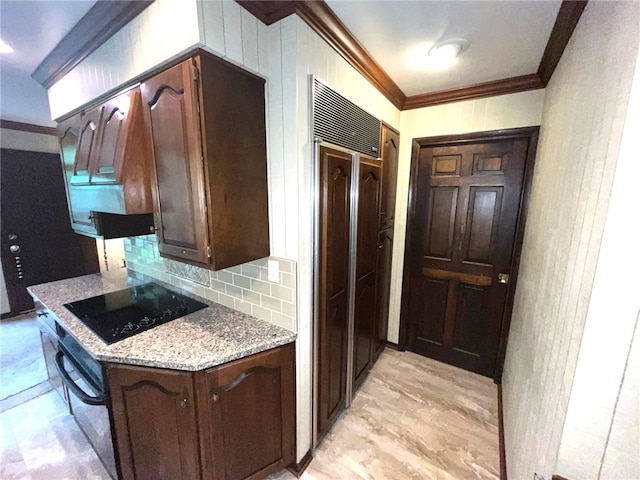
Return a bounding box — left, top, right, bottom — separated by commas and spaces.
317, 146, 351, 439
380, 126, 399, 229
71, 107, 102, 185
352, 160, 381, 390
109, 365, 200, 480
142, 59, 209, 265
57, 117, 98, 236
91, 89, 136, 184
201, 344, 295, 480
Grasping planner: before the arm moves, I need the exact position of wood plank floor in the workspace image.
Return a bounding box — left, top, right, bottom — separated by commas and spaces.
0, 346, 499, 479
270, 349, 500, 480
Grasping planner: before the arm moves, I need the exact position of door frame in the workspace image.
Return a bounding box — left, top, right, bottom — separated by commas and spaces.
398, 126, 539, 383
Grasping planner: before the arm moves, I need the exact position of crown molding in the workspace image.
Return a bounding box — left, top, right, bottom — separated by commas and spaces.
0, 119, 57, 136
32, 0, 154, 89
238, 0, 586, 111
403, 74, 545, 110
538, 0, 588, 85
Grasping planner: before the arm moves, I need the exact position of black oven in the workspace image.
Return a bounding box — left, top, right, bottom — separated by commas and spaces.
54, 324, 118, 479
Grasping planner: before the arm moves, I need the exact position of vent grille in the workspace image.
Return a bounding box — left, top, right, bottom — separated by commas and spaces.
313, 78, 381, 156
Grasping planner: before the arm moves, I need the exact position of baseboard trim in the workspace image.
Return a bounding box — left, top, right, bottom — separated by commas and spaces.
385, 341, 399, 350
286, 449, 313, 478
498, 384, 507, 480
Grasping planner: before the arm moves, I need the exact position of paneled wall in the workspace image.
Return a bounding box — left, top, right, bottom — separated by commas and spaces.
502, 2, 640, 479
390, 90, 545, 343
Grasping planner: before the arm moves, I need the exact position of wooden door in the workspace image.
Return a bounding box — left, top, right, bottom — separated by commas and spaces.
380, 125, 399, 230
373, 228, 393, 362
108, 364, 201, 480
198, 344, 295, 480
402, 130, 536, 377
0, 148, 99, 314
142, 58, 210, 266
317, 145, 351, 439
352, 159, 381, 390
71, 106, 102, 185
57, 116, 98, 236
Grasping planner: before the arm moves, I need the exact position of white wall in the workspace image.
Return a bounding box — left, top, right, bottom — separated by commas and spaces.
502, 2, 640, 479
557, 21, 640, 478
48, 0, 201, 120
389, 90, 545, 343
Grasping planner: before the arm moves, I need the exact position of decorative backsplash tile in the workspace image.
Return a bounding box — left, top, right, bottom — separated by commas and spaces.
123, 235, 297, 332
164, 258, 210, 287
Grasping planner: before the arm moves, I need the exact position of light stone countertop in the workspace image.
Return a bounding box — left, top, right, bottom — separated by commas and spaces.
27, 269, 296, 371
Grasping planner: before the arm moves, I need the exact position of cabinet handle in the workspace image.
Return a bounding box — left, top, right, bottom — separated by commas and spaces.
180, 398, 188, 409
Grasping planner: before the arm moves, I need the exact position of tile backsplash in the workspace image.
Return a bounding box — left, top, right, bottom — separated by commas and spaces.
124, 235, 297, 332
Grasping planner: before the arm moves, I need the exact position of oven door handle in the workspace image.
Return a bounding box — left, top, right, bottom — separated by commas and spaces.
54, 351, 106, 406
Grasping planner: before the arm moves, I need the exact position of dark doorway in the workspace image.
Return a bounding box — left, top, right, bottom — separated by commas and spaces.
399, 127, 538, 381
1, 148, 99, 315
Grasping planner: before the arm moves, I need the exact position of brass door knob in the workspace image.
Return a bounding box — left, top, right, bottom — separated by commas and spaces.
498, 273, 510, 284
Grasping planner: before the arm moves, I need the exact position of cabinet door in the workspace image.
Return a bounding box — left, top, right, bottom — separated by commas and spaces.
352, 159, 381, 390
199, 344, 295, 480
373, 228, 393, 362
317, 146, 352, 439
142, 59, 210, 265
380, 126, 399, 230
71, 107, 102, 185
91, 88, 137, 184
57, 116, 98, 236
108, 365, 201, 480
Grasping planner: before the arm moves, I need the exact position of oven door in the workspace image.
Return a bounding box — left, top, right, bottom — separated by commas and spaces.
54, 344, 117, 479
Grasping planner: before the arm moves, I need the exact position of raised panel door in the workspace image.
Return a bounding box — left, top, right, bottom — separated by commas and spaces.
71, 107, 102, 185
142, 58, 210, 266
373, 228, 393, 362
405, 136, 530, 377
108, 364, 200, 480
56, 116, 98, 236
380, 126, 399, 229
91, 88, 138, 184
198, 344, 295, 480
352, 159, 381, 390
317, 145, 351, 439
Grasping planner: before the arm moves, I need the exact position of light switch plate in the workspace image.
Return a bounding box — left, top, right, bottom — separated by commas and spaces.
268, 259, 280, 283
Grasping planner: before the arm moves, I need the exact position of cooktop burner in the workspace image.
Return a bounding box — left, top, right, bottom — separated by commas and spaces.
63, 282, 208, 344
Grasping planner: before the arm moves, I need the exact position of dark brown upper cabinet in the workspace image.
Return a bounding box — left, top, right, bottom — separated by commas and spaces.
142, 51, 269, 270
379, 125, 399, 230
58, 86, 154, 218
57, 116, 99, 237
71, 106, 102, 186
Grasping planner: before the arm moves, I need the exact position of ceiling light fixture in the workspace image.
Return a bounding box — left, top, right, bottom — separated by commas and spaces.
0, 38, 14, 54
427, 38, 469, 69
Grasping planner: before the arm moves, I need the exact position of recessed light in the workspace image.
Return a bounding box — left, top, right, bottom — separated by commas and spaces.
0, 38, 14, 54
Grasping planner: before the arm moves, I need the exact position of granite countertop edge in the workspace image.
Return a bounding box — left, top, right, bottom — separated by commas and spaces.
28, 269, 296, 372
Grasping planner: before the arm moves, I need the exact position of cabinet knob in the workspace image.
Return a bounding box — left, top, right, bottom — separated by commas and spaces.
180, 398, 188, 409
211, 393, 219, 403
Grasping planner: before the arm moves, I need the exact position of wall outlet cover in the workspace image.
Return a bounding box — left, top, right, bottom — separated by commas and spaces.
268, 259, 280, 283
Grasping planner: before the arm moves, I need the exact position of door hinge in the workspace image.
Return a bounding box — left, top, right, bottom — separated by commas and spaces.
206, 245, 211, 258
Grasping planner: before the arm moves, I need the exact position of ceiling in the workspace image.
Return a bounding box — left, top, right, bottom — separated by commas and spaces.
0, 1, 96, 126
0, 0, 561, 126
325, 0, 561, 96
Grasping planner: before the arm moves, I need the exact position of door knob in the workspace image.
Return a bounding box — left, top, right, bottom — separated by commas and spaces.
498, 273, 510, 284
9, 245, 20, 253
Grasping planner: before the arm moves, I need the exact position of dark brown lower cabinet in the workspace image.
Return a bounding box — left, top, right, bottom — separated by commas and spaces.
108, 343, 295, 480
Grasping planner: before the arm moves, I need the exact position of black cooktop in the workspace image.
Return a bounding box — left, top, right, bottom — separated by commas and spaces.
63, 282, 208, 344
